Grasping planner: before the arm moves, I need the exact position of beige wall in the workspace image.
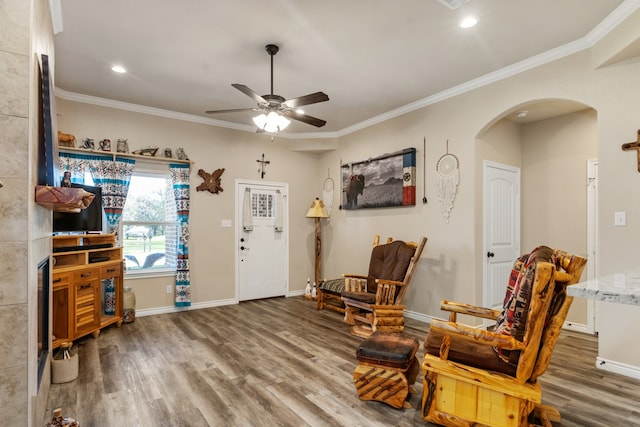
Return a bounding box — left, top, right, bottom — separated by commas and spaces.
521, 109, 597, 253
520, 110, 597, 325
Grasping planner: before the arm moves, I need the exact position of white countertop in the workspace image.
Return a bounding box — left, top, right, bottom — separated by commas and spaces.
568, 272, 640, 306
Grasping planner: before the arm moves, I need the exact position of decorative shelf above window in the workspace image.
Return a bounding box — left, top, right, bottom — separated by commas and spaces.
35, 185, 95, 212
58, 147, 192, 165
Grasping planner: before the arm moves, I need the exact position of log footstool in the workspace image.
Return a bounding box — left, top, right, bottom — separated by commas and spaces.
353, 332, 420, 409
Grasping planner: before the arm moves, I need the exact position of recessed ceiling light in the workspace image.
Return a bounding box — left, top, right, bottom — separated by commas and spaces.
111, 65, 126, 74
459, 16, 478, 28
516, 110, 528, 118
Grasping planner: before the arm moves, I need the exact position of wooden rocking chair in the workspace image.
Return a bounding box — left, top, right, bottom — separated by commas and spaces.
421, 246, 586, 427
316, 236, 385, 313
341, 236, 427, 338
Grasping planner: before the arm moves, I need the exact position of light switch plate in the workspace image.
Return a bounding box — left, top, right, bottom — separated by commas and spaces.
614, 211, 626, 226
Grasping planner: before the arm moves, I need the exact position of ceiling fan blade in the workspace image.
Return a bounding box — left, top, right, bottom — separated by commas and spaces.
285, 111, 327, 127
205, 108, 259, 114
232, 84, 268, 104
282, 92, 329, 109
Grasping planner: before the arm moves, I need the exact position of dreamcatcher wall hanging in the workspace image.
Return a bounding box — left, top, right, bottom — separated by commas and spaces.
435, 140, 459, 223
322, 168, 334, 218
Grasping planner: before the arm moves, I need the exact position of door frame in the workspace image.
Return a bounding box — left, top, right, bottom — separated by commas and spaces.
234, 179, 289, 302
585, 159, 598, 334
482, 160, 521, 311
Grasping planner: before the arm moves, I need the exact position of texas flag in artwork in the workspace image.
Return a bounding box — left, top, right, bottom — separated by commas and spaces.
402, 148, 416, 206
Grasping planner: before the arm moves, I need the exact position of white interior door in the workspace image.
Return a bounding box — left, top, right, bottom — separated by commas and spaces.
236, 180, 288, 301
483, 161, 521, 310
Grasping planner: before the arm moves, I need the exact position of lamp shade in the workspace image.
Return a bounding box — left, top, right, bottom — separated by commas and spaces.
253, 111, 291, 133
306, 197, 329, 218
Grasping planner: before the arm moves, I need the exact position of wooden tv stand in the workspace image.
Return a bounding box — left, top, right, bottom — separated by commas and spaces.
51, 234, 124, 349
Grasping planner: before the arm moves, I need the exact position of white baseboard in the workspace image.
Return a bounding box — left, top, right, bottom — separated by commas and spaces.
135, 298, 238, 318
405, 310, 434, 325
595, 357, 640, 380
562, 321, 593, 334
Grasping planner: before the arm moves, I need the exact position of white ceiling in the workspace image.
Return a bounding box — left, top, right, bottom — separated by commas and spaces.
53, 0, 635, 137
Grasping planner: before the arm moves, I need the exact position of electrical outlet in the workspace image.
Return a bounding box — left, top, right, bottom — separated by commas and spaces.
166, 285, 173, 294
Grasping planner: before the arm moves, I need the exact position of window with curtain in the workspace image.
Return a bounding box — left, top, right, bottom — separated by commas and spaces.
121, 171, 178, 276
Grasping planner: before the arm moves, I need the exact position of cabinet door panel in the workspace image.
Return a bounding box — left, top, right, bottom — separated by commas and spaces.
74, 279, 99, 335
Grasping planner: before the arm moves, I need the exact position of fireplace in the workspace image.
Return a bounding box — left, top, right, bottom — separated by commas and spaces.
37, 256, 50, 388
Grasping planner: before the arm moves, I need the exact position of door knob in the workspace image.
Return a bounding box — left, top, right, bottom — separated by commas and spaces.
487, 251, 495, 258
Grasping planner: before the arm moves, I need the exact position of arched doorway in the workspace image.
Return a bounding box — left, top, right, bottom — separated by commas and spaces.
478, 99, 597, 332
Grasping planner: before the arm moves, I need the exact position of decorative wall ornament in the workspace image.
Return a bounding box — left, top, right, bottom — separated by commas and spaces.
196, 168, 225, 194
621, 129, 640, 172
256, 153, 270, 179
322, 170, 334, 218
435, 140, 459, 223
340, 148, 416, 210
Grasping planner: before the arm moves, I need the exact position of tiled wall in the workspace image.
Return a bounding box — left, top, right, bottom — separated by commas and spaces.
0, 0, 31, 422
1, 1, 55, 424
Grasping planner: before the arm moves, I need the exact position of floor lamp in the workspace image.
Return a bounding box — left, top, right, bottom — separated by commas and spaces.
306, 197, 329, 287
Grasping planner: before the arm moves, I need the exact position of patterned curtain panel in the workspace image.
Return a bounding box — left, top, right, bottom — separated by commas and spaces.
169, 163, 191, 307
87, 156, 135, 232
58, 151, 91, 184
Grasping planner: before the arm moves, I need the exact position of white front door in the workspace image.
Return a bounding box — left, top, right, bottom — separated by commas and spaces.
236, 180, 288, 301
483, 161, 521, 310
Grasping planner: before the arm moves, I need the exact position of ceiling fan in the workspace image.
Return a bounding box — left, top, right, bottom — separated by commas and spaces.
205, 44, 329, 132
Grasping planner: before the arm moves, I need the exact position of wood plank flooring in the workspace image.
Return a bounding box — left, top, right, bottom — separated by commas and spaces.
45, 297, 640, 426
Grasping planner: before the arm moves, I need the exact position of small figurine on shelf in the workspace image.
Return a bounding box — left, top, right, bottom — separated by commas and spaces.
176, 147, 189, 160
57, 131, 76, 148
116, 139, 129, 153
60, 171, 72, 188
80, 138, 94, 149
99, 139, 111, 151
132, 146, 159, 156
164, 148, 173, 158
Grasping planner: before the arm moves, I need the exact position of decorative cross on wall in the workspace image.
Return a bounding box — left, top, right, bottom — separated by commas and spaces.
621, 129, 640, 172
256, 153, 270, 179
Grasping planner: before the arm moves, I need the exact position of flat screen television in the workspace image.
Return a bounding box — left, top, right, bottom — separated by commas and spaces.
53, 183, 104, 233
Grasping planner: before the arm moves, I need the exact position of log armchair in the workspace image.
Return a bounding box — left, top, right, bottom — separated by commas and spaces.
421, 246, 586, 427
341, 236, 427, 338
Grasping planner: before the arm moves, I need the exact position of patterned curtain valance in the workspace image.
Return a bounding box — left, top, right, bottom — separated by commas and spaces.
58, 152, 135, 233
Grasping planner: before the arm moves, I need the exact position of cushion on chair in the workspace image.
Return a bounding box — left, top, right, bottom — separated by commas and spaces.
341, 290, 377, 304
357, 332, 419, 370
318, 278, 345, 294
366, 241, 416, 293
492, 245, 554, 365
424, 329, 517, 376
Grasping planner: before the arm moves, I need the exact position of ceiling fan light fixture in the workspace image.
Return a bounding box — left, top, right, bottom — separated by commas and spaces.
253, 111, 291, 133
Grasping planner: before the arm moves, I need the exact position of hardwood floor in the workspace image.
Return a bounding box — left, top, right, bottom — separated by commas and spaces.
45, 297, 640, 426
